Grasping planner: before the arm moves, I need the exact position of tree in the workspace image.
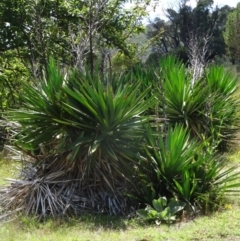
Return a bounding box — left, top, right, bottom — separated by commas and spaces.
223, 3, 240, 64
146, 0, 232, 64
0, 0, 148, 78
0, 51, 29, 111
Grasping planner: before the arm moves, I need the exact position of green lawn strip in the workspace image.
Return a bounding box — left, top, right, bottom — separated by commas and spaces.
1, 207, 240, 241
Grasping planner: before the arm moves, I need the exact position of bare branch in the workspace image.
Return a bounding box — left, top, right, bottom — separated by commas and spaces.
187, 32, 212, 86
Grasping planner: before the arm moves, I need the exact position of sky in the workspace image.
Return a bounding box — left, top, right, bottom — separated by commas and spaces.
125, 0, 240, 23
190, 0, 239, 7
150, 0, 240, 18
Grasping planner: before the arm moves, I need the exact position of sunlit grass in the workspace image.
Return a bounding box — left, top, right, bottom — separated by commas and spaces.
1, 208, 240, 241
0, 159, 19, 185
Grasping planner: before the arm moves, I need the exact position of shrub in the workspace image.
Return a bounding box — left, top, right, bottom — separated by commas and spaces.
134, 124, 240, 211
0, 59, 155, 217
137, 196, 185, 224
154, 56, 240, 151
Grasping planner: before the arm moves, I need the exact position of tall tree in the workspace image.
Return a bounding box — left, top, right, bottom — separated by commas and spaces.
223, 3, 240, 64
0, 51, 29, 111
0, 0, 147, 77
146, 0, 232, 64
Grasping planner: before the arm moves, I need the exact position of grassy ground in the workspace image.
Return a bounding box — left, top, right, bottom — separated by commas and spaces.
1, 207, 240, 241
1, 158, 240, 241
0, 159, 20, 185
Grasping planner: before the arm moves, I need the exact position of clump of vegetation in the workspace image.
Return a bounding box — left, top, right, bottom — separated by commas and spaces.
0, 59, 155, 217
1, 57, 240, 220
154, 56, 240, 152
137, 196, 185, 224
134, 124, 240, 213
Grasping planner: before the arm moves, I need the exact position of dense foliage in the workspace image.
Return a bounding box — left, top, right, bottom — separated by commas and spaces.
1, 57, 240, 218
146, 0, 233, 64
0, 0, 148, 110
154, 56, 240, 150
0, 0, 148, 77
0, 59, 154, 216
224, 3, 240, 63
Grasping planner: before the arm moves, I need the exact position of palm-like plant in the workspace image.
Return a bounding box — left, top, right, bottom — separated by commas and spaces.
136, 124, 240, 209
154, 56, 207, 136
1, 59, 155, 217
137, 124, 205, 203
155, 56, 240, 150
204, 66, 240, 149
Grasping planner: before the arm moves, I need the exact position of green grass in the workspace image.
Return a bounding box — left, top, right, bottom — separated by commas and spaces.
1, 208, 240, 241
0, 159, 19, 185
1, 158, 240, 241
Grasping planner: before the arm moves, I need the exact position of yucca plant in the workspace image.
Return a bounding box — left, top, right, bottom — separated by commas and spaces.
155, 56, 240, 151
204, 66, 240, 150
0, 59, 155, 217
137, 124, 205, 203
154, 56, 207, 136
115, 63, 158, 116
135, 124, 240, 210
